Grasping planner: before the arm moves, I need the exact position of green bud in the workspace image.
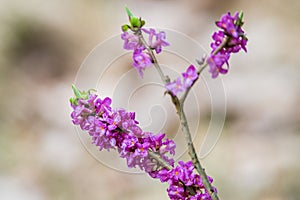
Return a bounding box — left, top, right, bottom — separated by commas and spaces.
124, 6, 146, 29
121, 24, 130, 32
70, 84, 96, 105
130, 17, 141, 27
70, 97, 79, 105
140, 19, 145, 27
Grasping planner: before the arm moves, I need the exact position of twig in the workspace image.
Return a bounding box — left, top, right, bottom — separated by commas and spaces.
148, 150, 172, 170
137, 30, 223, 200
137, 30, 170, 84
180, 37, 229, 104
179, 108, 218, 199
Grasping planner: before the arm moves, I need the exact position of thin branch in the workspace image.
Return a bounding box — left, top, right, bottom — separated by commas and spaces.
137, 30, 170, 84
137, 30, 220, 200
179, 108, 218, 199
148, 150, 172, 170
180, 36, 230, 104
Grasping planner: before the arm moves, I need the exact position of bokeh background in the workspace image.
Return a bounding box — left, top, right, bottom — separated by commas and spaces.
1, 0, 300, 200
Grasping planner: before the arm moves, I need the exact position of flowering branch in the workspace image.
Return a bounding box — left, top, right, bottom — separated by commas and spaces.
120, 8, 247, 200
180, 37, 230, 104
137, 30, 170, 84
135, 27, 219, 199
70, 85, 213, 199
70, 8, 248, 200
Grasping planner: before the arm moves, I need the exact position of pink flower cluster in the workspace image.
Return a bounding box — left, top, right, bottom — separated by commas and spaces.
70, 88, 215, 199
207, 12, 248, 78
121, 28, 169, 77
155, 161, 216, 200
71, 92, 175, 171
165, 65, 198, 96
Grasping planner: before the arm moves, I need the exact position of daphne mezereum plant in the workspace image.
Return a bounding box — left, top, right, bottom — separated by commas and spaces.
70, 7, 247, 200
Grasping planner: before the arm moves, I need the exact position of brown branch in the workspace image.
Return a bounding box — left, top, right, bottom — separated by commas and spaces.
137, 29, 221, 200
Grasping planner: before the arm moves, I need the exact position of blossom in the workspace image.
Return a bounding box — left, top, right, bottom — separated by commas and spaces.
182, 65, 198, 88
216, 12, 239, 38
165, 65, 198, 95
210, 31, 226, 53
165, 77, 185, 96
208, 11, 248, 78
132, 49, 152, 77
167, 185, 185, 199
121, 31, 141, 50
121, 26, 169, 79
107, 112, 121, 130
207, 53, 229, 78
154, 160, 215, 199
142, 28, 170, 54
227, 34, 247, 53
135, 142, 150, 157
70, 86, 217, 200
70, 87, 175, 168
95, 97, 112, 114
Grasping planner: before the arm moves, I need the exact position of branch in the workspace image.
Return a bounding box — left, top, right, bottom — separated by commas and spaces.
137, 30, 220, 200
137, 30, 170, 84
180, 36, 230, 104
148, 150, 172, 170
179, 108, 218, 199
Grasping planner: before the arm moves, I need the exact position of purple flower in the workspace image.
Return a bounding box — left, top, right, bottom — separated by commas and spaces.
107, 112, 121, 130
165, 77, 184, 96
132, 49, 152, 77
121, 32, 141, 50
227, 35, 248, 53
159, 138, 176, 155
182, 65, 198, 88
121, 136, 138, 150
142, 28, 170, 54
70, 87, 217, 200
207, 53, 229, 78
190, 192, 210, 200
210, 31, 226, 53
208, 11, 247, 78
95, 97, 112, 115
164, 65, 198, 95
94, 120, 107, 137
216, 12, 239, 38
167, 184, 185, 199
135, 142, 150, 157
158, 160, 215, 199
70, 90, 176, 170
121, 28, 169, 79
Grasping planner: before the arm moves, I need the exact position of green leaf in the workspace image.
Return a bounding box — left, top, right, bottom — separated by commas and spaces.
125, 6, 134, 19
236, 11, 244, 27
72, 84, 81, 99
239, 11, 244, 22
70, 84, 97, 105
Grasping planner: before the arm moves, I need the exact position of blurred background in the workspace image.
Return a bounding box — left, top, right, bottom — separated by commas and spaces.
0, 0, 300, 200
